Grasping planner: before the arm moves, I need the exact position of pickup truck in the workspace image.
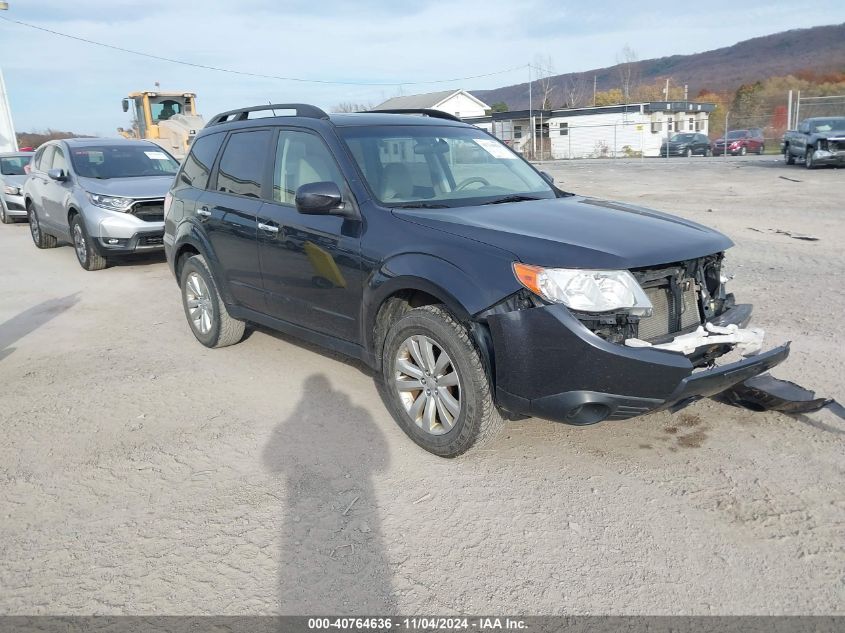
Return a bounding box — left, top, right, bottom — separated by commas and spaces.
782, 117, 845, 168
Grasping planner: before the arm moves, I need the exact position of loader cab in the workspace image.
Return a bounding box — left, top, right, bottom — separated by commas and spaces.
121, 92, 198, 140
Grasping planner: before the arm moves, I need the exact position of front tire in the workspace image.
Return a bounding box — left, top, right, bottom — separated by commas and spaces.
71, 215, 108, 271
685, 148, 693, 158
0, 199, 14, 224
381, 305, 504, 457
805, 148, 816, 169
28, 203, 57, 249
739, 145, 747, 156
180, 254, 245, 348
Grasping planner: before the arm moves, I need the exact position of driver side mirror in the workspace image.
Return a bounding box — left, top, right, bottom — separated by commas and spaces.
540, 171, 554, 185
47, 168, 68, 182
295, 181, 346, 216
122, 99, 129, 113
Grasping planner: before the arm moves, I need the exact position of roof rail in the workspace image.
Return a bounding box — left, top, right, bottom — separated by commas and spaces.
366, 108, 464, 122
207, 103, 330, 126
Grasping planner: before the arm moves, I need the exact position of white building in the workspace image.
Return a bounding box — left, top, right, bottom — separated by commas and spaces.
465, 101, 716, 159
375, 89, 490, 119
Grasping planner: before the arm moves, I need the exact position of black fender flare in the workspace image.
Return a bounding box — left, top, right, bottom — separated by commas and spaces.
170, 222, 233, 304
362, 253, 506, 368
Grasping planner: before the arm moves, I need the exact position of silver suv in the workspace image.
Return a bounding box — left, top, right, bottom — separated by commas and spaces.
23, 138, 179, 270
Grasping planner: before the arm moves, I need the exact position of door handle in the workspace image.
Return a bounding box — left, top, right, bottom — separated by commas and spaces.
197, 206, 211, 217
258, 221, 279, 234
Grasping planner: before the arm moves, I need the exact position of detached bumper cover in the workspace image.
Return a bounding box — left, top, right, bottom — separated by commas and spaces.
487, 303, 790, 424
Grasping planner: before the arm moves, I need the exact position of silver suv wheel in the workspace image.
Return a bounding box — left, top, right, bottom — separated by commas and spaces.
185, 271, 213, 335
394, 334, 462, 435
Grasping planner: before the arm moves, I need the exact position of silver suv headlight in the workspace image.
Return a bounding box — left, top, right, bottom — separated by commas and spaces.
88, 193, 134, 212
3, 185, 21, 195
513, 263, 654, 316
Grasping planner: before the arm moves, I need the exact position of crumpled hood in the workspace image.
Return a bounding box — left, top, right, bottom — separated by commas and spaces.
395, 195, 733, 269
77, 175, 173, 199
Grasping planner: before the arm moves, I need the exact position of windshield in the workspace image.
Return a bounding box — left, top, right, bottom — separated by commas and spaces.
810, 118, 845, 133
669, 134, 697, 143
338, 125, 556, 208
70, 145, 179, 179
0, 155, 31, 176
726, 130, 748, 140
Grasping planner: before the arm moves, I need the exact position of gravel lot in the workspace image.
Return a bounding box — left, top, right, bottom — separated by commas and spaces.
1, 155, 843, 615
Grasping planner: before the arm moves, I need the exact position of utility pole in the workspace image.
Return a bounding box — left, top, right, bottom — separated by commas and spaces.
786, 90, 793, 132
528, 64, 535, 159
0, 2, 17, 152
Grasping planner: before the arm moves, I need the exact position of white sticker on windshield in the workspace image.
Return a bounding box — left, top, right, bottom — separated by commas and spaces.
473, 138, 517, 159
144, 151, 169, 160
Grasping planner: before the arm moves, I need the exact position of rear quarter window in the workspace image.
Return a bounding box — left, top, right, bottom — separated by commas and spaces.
177, 132, 225, 190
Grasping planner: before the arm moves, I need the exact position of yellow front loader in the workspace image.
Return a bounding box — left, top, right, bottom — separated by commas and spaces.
118, 91, 205, 160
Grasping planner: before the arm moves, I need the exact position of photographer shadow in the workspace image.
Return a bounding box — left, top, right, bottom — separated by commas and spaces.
262, 374, 396, 614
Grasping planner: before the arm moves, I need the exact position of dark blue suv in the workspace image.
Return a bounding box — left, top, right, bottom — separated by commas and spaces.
164, 104, 789, 457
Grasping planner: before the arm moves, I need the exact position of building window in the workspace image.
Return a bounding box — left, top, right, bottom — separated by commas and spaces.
694, 119, 700, 131
514, 125, 522, 139
651, 121, 662, 133
667, 118, 674, 132
688, 117, 694, 131
559, 122, 568, 136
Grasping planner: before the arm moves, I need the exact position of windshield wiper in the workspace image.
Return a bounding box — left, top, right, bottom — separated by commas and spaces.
393, 202, 450, 209
481, 195, 541, 205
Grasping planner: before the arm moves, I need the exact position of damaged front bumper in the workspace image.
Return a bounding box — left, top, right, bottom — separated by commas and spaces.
486, 302, 790, 425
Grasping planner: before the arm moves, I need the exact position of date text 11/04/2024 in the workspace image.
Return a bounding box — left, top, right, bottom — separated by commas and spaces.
307, 617, 527, 630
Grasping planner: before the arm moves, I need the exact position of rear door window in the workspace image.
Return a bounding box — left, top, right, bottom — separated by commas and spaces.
178, 132, 225, 190
214, 130, 272, 198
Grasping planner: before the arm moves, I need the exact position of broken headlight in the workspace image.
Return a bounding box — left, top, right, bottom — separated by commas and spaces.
513, 263, 653, 317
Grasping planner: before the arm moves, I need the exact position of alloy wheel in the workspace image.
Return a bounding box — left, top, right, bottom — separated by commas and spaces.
73, 223, 87, 264
185, 272, 214, 334
29, 210, 40, 242
394, 334, 462, 435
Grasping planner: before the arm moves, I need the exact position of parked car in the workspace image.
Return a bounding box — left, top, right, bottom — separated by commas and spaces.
711, 128, 765, 156
781, 117, 845, 169
659, 133, 712, 157
0, 151, 34, 224
164, 104, 789, 457
23, 138, 179, 270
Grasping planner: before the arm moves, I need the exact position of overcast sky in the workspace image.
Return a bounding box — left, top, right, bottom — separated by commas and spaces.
2, 1, 844, 135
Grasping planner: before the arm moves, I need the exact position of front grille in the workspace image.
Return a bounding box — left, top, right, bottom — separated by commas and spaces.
131, 199, 165, 222
830, 139, 845, 152
637, 279, 702, 341
139, 234, 164, 246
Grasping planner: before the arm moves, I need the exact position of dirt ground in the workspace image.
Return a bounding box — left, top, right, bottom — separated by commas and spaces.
1, 155, 843, 615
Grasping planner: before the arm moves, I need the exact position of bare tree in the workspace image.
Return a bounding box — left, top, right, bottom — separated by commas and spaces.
563, 73, 589, 108
331, 101, 376, 113
533, 54, 557, 110
616, 45, 640, 103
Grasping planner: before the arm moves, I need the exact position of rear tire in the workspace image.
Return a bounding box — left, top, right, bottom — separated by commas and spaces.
380, 304, 504, 457
71, 215, 108, 271
705, 148, 712, 157
180, 254, 245, 348
758, 143, 765, 155
785, 147, 795, 165
28, 203, 57, 249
